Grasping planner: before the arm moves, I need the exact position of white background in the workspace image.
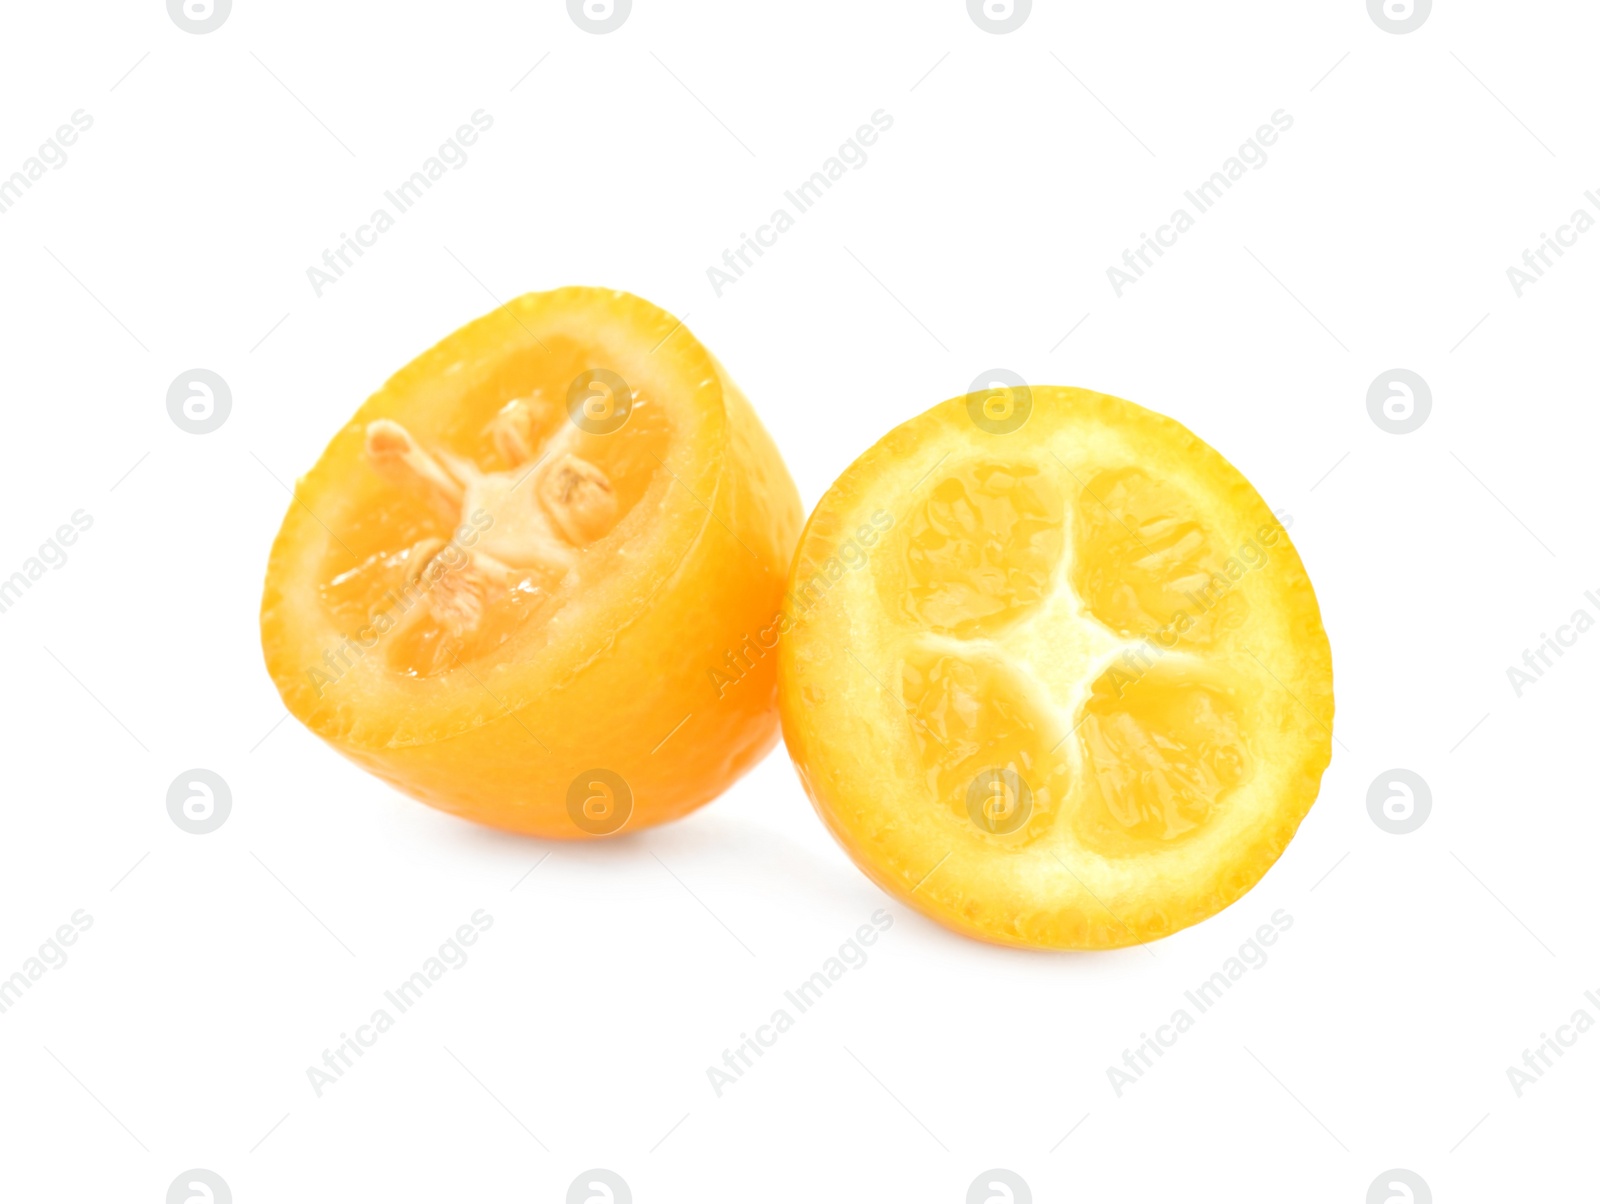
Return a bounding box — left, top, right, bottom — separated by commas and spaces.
0, 1, 1593, 1200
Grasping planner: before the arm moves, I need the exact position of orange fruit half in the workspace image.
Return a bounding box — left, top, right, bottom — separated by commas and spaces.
261, 288, 801, 837
778, 388, 1333, 949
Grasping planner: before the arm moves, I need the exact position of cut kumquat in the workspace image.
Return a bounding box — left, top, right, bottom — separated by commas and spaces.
777, 387, 1333, 949
260, 288, 801, 837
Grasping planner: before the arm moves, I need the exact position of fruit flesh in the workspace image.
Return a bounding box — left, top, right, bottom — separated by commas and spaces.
261, 289, 802, 837
778, 388, 1333, 949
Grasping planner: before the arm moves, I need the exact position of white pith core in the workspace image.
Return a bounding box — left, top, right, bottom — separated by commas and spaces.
362, 397, 619, 640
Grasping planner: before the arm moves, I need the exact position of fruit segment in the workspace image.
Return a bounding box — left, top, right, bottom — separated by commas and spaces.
778, 388, 1332, 949
1071, 467, 1244, 645
900, 648, 1064, 844
261, 288, 801, 837
891, 460, 1063, 637
1072, 669, 1253, 856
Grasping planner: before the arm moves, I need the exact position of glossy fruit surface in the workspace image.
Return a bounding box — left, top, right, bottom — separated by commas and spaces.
778, 387, 1332, 948
261, 288, 801, 837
